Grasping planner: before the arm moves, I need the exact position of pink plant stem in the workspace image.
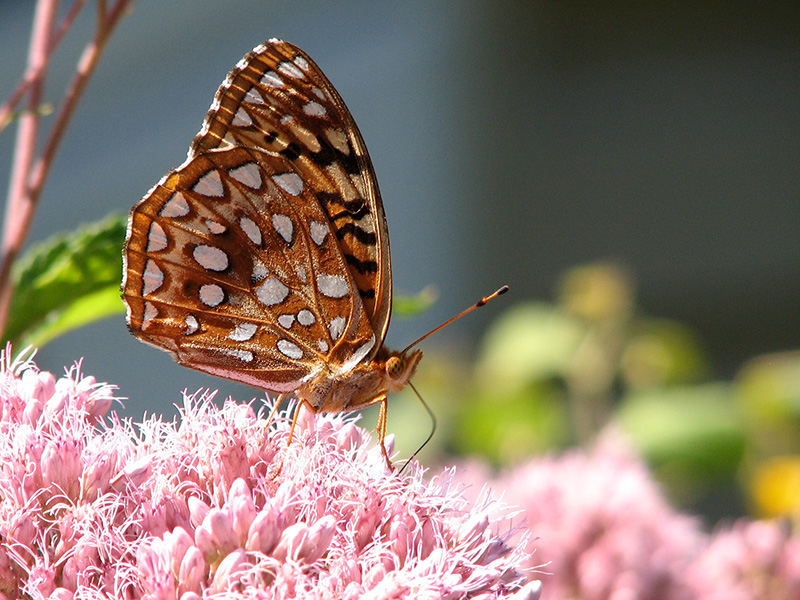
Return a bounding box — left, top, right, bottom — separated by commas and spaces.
0, 0, 58, 339
0, 0, 131, 339
30, 1, 132, 205
0, 0, 89, 135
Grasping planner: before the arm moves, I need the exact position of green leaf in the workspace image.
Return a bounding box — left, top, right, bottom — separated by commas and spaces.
452, 381, 571, 465
475, 301, 584, 394
621, 318, 708, 390
5, 214, 127, 348
618, 382, 745, 501
619, 382, 743, 469
392, 285, 437, 317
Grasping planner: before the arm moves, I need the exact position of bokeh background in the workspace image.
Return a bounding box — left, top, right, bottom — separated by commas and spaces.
2, 2, 799, 520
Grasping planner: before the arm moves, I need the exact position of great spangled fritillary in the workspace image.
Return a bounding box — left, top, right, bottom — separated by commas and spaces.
122, 39, 421, 468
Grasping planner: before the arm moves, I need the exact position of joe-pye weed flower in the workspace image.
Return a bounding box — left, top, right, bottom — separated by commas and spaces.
0, 347, 540, 599
456, 430, 800, 600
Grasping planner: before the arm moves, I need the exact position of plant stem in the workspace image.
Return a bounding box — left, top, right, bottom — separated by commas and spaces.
0, 0, 132, 340
0, 0, 58, 339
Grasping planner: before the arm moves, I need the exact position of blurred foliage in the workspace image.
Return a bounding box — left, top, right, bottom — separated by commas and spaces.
392, 285, 438, 318
396, 262, 800, 523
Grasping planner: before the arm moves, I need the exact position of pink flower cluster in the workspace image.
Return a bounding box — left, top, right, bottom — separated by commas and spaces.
0, 348, 538, 600
460, 432, 800, 600
687, 520, 800, 600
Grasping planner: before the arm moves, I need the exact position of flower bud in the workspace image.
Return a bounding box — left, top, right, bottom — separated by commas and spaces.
165, 527, 194, 576
178, 546, 207, 596
40, 440, 82, 500
246, 506, 282, 555
48, 588, 73, 600
112, 456, 151, 489
272, 522, 308, 562
83, 453, 115, 499
195, 508, 237, 564
228, 478, 256, 544
207, 509, 238, 553
78, 377, 114, 419
188, 496, 210, 528
300, 515, 336, 563
22, 398, 43, 426
389, 521, 411, 565
46, 380, 70, 416
459, 513, 489, 547
510, 580, 542, 600
60, 541, 98, 590
20, 369, 55, 405
354, 505, 382, 552
9, 510, 36, 549
335, 422, 364, 452
342, 581, 365, 600
209, 548, 248, 593
363, 562, 386, 589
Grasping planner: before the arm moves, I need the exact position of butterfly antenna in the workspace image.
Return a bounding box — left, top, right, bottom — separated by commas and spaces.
398, 285, 508, 473
402, 285, 509, 353
399, 382, 436, 474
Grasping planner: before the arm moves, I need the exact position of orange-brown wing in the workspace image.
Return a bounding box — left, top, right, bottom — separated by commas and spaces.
122, 146, 377, 392
190, 39, 391, 342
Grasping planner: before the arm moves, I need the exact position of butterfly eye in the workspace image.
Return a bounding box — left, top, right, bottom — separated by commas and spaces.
385, 356, 404, 380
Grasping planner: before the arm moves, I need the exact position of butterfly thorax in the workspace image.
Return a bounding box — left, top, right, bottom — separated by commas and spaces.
298, 347, 422, 413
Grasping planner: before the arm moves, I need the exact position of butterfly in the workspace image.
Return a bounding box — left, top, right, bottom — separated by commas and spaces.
122, 39, 422, 469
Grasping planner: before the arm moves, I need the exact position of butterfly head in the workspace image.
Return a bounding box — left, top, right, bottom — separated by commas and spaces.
383, 348, 423, 393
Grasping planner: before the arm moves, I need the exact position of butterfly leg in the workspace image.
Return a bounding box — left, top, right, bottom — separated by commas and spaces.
270, 397, 313, 480
286, 398, 314, 449
265, 393, 287, 430
375, 394, 394, 472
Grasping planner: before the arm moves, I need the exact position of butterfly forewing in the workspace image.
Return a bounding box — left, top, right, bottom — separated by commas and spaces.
189, 40, 391, 340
